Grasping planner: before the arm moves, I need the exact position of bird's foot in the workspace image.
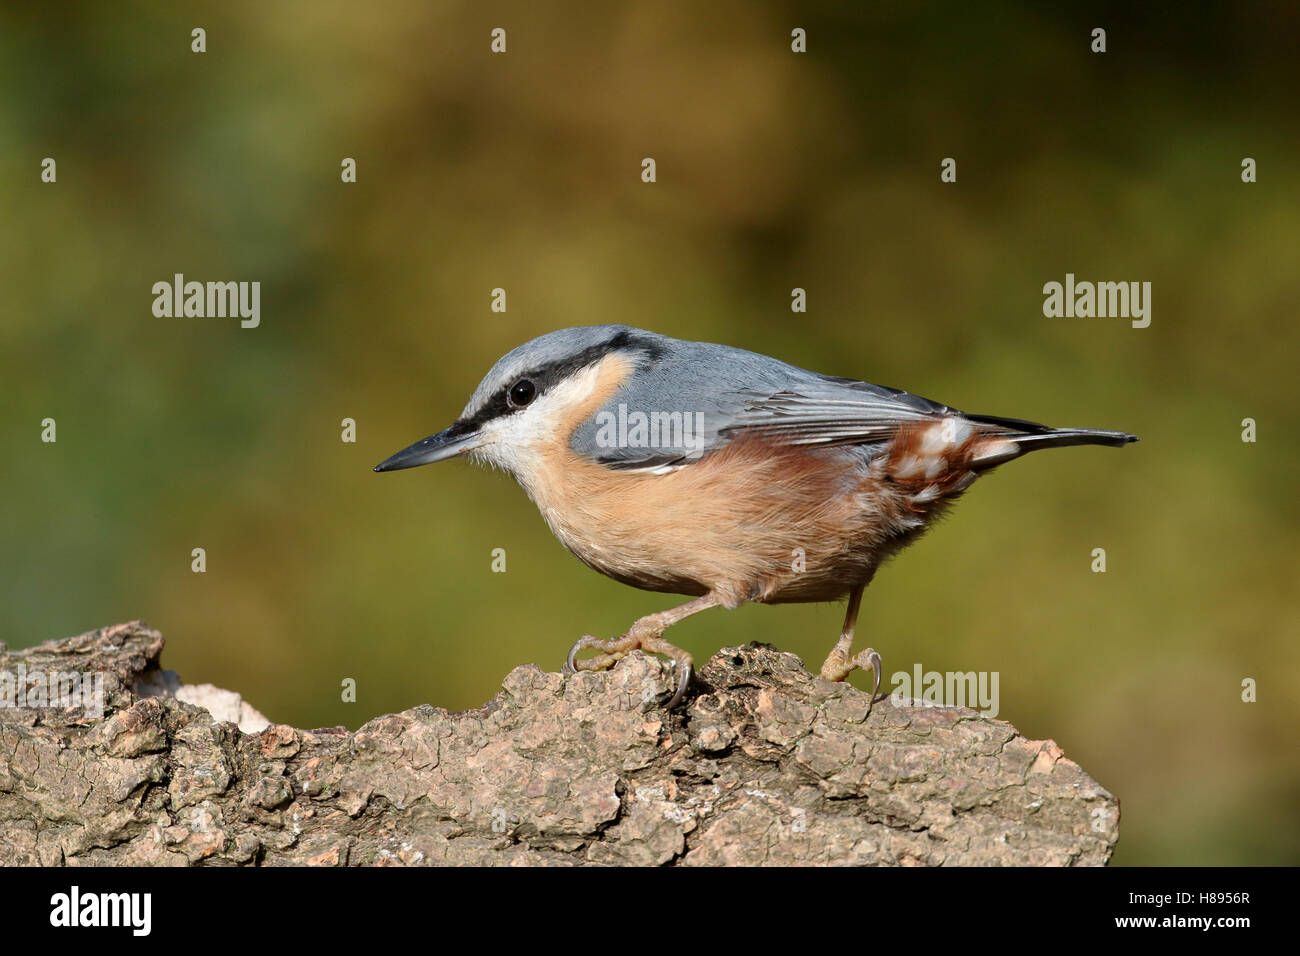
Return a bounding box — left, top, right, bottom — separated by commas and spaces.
820, 636, 882, 708
564, 626, 694, 709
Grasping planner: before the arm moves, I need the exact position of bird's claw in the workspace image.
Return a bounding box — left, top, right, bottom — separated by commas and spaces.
820, 640, 883, 713
664, 660, 693, 710
563, 638, 582, 674
863, 649, 882, 708
564, 635, 693, 710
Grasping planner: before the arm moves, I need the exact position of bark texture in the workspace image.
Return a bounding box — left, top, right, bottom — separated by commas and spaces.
0, 621, 1118, 866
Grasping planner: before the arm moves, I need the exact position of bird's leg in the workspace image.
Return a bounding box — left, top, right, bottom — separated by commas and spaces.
819, 586, 882, 708
565, 593, 721, 708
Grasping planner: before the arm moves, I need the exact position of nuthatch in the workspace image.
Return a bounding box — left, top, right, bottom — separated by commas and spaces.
376, 326, 1136, 709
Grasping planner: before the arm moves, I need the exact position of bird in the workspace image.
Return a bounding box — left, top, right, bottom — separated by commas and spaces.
375, 325, 1136, 710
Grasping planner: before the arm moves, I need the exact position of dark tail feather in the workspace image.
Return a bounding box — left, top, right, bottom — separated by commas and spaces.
967, 413, 1138, 452
1008, 428, 1138, 451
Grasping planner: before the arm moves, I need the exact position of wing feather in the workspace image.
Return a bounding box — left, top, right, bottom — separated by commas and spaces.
715, 382, 959, 448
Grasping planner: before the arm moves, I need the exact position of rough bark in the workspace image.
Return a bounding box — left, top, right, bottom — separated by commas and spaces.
0, 621, 1118, 866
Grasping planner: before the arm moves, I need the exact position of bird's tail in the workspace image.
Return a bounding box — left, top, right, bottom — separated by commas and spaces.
967, 412, 1138, 455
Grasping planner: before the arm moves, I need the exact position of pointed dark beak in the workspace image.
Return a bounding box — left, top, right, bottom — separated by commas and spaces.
373, 423, 482, 472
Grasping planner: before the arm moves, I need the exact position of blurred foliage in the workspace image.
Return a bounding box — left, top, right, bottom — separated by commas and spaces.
2, 2, 1297, 865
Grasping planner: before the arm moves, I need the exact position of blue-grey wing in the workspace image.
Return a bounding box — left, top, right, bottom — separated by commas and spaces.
716, 377, 959, 448
570, 336, 960, 470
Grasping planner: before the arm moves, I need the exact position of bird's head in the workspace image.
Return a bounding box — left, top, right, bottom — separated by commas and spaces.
374, 325, 665, 480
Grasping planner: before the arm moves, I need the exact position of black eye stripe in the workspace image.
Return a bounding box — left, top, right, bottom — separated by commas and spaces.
456, 330, 665, 431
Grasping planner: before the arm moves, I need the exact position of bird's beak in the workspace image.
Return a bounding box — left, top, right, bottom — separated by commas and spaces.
373, 423, 482, 472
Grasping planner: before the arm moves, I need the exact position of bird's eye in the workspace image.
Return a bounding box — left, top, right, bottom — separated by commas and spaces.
508, 379, 537, 407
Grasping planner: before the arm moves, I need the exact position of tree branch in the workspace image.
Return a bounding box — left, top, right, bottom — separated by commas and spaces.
0, 621, 1117, 865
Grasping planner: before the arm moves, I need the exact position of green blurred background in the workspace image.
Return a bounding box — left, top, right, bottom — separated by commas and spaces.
2, 2, 1297, 865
